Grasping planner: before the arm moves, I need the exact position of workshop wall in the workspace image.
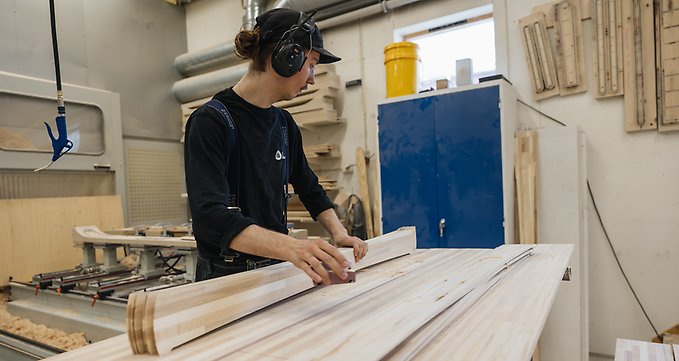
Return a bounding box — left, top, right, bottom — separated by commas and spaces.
0, 0, 188, 226
0, 0, 186, 141
185, 0, 679, 359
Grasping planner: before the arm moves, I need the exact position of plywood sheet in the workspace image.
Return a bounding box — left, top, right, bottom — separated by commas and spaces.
0, 196, 124, 286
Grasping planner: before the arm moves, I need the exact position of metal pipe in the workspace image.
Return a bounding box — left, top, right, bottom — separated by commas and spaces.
173, 0, 425, 102
174, 42, 242, 76
172, 63, 249, 103
318, 0, 421, 30
243, 0, 269, 30
315, 0, 379, 21
174, 0, 345, 76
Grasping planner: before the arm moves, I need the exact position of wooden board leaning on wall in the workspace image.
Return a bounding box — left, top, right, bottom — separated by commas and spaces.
0, 196, 124, 287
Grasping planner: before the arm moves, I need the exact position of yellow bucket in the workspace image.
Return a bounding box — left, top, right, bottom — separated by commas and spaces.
384, 41, 421, 98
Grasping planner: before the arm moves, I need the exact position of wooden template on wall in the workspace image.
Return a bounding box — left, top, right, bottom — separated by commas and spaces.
519, 12, 561, 101
656, 0, 679, 132
622, 0, 657, 132
592, 0, 624, 98
555, 0, 588, 96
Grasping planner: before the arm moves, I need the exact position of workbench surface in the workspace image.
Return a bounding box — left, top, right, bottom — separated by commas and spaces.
47, 244, 571, 361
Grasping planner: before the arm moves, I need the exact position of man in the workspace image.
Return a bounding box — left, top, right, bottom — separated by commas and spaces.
184, 8, 368, 285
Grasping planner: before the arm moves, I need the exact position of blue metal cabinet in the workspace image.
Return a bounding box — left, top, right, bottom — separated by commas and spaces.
378, 81, 515, 248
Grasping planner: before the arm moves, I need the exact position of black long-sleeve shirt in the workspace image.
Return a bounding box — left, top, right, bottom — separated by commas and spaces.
184, 88, 333, 259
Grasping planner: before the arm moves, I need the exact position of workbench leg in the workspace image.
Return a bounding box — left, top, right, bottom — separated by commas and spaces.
82, 243, 96, 267
184, 252, 197, 282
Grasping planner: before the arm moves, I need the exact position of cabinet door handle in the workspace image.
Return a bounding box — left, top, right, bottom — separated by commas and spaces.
439, 218, 446, 238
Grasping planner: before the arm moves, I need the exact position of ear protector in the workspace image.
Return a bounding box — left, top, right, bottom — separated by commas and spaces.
271, 11, 316, 77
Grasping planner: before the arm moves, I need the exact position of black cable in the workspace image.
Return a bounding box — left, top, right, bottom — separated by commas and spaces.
48, 0, 62, 92
516, 98, 567, 126
518, 97, 661, 338
586, 181, 661, 338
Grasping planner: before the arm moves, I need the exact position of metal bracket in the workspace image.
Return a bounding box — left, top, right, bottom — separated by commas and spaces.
562, 266, 572, 281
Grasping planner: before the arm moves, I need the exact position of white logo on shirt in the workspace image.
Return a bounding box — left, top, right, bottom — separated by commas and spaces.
275, 150, 285, 161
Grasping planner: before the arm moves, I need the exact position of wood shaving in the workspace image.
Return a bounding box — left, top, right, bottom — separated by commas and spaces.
0, 288, 89, 351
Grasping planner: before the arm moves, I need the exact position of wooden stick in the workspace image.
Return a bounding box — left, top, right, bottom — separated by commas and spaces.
356, 147, 374, 239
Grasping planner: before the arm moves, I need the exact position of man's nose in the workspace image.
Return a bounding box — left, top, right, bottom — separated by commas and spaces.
307, 71, 315, 85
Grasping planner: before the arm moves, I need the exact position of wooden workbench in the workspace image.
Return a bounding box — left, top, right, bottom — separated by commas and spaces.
47, 244, 571, 361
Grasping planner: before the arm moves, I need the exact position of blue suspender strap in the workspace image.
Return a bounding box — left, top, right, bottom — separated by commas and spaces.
205, 99, 239, 209
277, 109, 290, 226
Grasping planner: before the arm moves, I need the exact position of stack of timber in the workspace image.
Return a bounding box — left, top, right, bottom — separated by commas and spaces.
125, 227, 416, 355
47, 239, 572, 361
274, 64, 341, 127
179, 96, 211, 143
304, 143, 340, 161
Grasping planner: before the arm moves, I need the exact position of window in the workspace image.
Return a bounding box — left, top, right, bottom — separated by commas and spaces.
397, 5, 496, 90
0, 92, 104, 155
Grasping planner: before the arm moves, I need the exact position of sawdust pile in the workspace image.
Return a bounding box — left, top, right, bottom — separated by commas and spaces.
0, 288, 89, 351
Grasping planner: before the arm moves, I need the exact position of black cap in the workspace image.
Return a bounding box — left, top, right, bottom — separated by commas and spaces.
255, 8, 341, 64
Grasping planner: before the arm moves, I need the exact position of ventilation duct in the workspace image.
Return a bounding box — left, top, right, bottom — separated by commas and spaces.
172, 63, 249, 103
173, 0, 426, 102
242, 0, 269, 30
174, 0, 346, 76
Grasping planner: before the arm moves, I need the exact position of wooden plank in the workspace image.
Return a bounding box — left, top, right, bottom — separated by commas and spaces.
406, 244, 573, 361
0, 196, 124, 287
46, 245, 574, 361
291, 108, 339, 126
73, 226, 196, 249
662, 25, 679, 44
371, 152, 383, 237
663, 8, 679, 27
663, 59, 679, 76
614, 338, 674, 361
356, 147, 374, 239
47, 249, 461, 361
662, 104, 679, 123
274, 87, 338, 109
515, 130, 538, 245
286, 98, 335, 115
238, 245, 535, 361
663, 0, 679, 11
133, 227, 416, 355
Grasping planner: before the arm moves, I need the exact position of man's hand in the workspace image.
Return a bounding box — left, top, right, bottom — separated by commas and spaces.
287, 238, 351, 286
333, 235, 368, 262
